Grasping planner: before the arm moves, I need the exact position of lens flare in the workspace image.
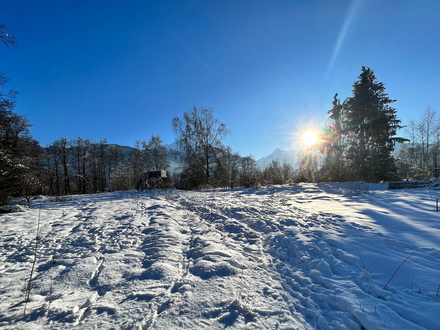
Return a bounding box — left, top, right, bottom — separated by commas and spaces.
303, 130, 318, 145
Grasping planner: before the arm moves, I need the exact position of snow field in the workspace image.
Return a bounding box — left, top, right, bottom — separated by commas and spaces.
0, 184, 440, 329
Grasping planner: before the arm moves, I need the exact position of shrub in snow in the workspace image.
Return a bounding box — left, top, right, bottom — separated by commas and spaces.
346, 182, 371, 195
53, 195, 73, 202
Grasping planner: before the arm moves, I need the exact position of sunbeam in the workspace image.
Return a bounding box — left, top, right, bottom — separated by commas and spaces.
326, 0, 362, 77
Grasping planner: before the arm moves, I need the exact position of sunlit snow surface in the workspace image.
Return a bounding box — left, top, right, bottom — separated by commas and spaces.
1, 183, 440, 329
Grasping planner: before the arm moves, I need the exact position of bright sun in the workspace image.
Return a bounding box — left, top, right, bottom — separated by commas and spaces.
303, 130, 318, 145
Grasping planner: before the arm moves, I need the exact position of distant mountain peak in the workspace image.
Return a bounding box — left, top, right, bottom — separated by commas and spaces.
257, 148, 298, 169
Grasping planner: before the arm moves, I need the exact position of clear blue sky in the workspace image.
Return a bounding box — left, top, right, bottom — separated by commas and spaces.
2, 0, 439, 159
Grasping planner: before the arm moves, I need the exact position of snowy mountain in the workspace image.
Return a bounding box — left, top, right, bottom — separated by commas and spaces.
2, 184, 440, 329
256, 148, 298, 169
163, 141, 180, 152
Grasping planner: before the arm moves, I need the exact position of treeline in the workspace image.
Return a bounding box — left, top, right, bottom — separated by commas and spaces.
0, 97, 175, 204
298, 66, 407, 183
1, 88, 301, 205
37, 106, 298, 195
42, 135, 171, 196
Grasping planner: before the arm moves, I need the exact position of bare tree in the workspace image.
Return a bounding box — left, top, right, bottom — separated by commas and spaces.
127, 141, 144, 189
404, 119, 419, 173
51, 138, 71, 195
108, 144, 124, 191
421, 107, 437, 171
172, 106, 229, 188
281, 160, 293, 184
142, 135, 170, 171
97, 138, 108, 192
212, 146, 240, 188
239, 155, 260, 188
396, 106, 440, 179
69, 137, 93, 193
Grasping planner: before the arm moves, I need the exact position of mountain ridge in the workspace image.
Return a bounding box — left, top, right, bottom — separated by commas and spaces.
256, 148, 298, 169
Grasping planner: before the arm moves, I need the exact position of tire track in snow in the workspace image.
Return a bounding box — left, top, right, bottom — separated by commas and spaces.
179, 188, 370, 329
174, 191, 308, 329
123, 192, 196, 330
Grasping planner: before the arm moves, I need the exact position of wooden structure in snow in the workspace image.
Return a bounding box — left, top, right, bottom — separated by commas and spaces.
137, 170, 167, 191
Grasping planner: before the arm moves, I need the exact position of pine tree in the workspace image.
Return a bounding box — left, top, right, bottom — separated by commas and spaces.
322, 93, 345, 181
343, 66, 404, 181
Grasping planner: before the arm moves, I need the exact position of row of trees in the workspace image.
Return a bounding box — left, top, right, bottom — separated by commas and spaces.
2, 92, 299, 205
42, 122, 296, 195
42, 135, 171, 196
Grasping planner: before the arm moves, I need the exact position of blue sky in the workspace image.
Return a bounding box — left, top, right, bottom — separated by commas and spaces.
2, 0, 439, 159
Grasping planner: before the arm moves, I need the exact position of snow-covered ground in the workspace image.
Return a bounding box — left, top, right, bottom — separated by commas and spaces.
1, 183, 440, 329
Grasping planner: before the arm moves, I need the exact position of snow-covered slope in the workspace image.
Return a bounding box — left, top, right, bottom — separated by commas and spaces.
1, 184, 440, 329
257, 148, 298, 169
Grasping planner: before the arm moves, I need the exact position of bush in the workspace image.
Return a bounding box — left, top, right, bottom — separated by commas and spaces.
346, 182, 371, 195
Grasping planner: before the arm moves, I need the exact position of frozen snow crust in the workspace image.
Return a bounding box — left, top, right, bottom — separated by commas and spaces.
1, 183, 440, 329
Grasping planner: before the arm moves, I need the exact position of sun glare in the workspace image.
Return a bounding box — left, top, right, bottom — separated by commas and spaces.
303, 130, 318, 145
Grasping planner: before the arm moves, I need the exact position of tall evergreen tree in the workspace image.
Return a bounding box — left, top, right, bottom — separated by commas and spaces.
321, 93, 345, 181
343, 66, 404, 181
